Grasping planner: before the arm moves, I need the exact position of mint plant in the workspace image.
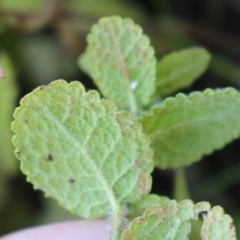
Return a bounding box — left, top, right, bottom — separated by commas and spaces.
11, 16, 239, 239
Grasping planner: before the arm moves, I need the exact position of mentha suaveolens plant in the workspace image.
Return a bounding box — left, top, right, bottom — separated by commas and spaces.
12, 16, 240, 239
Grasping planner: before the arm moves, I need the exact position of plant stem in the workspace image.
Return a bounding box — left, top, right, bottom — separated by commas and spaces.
173, 168, 189, 202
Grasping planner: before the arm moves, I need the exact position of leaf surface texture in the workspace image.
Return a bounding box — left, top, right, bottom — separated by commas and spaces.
140, 88, 240, 168
80, 16, 156, 115
156, 48, 210, 96
122, 200, 236, 240
12, 80, 153, 222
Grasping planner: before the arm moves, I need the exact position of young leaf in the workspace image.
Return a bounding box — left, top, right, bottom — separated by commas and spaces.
140, 88, 240, 169
0, 52, 18, 176
79, 16, 156, 115
201, 206, 236, 240
122, 200, 207, 240
127, 194, 170, 219
122, 200, 236, 240
156, 48, 211, 97
12, 80, 153, 238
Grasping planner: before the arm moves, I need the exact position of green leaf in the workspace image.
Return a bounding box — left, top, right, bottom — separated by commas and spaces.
156, 48, 211, 97
122, 200, 208, 240
79, 16, 156, 116
12, 80, 153, 239
128, 194, 170, 219
122, 200, 236, 240
0, 52, 18, 176
140, 88, 240, 169
201, 206, 236, 240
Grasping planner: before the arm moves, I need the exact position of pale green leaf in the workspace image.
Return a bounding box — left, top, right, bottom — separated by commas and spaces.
122, 200, 209, 240
122, 200, 236, 240
201, 206, 236, 240
0, 52, 18, 176
140, 88, 240, 169
128, 194, 170, 219
156, 48, 211, 97
12, 80, 153, 238
80, 16, 156, 115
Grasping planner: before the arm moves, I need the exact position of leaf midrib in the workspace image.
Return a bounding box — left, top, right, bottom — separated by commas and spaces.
148, 106, 237, 140
37, 99, 121, 220
107, 22, 138, 115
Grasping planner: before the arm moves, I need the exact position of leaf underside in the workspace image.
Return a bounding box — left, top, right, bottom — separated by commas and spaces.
79, 16, 156, 114
156, 48, 211, 97
140, 88, 240, 169
122, 200, 236, 240
12, 80, 153, 219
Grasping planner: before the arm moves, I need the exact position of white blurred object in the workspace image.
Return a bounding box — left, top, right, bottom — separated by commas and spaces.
0, 67, 5, 79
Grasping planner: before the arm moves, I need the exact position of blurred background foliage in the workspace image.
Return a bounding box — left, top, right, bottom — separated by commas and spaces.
1, 0, 240, 237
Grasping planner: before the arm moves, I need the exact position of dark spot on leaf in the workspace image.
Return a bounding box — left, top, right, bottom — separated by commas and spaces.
16, 149, 22, 155
68, 178, 75, 184
47, 154, 53, 161
198, 211, 208, 220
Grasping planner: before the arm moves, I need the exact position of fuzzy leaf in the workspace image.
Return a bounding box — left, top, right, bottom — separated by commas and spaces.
140, 88, 240, 169
156, 48, 211, 97
122, 200, 236, 240
0, 52, 18, 176
122, 200, 209, 240
79, 16, 156, 115
201, 206, 236, 240
128, 194, 170, 219
11, 80, 153, 236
